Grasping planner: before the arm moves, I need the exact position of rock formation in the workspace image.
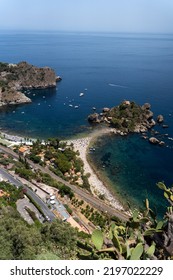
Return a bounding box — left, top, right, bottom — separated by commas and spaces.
141, 103, 151, 110
157, 114, 164, 123
0, 61, 61, 106
149, 137, 165, 146
88, 100, 157, 133
0, 87, 31, 106
149, 137, 160, 144
102, 107, 110, 113
88, 113, 100, 123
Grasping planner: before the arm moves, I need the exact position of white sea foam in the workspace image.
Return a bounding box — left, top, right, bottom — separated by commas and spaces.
108, 83, 127, 88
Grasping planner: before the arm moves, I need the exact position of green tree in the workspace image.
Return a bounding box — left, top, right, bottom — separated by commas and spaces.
48, 138, 60, 149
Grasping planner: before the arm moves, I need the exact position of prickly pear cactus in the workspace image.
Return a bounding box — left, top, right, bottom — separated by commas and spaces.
91, 229, 103, 250
130, 243, 143, 260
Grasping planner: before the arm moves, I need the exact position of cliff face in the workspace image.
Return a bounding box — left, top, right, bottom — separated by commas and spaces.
0, 61, 59, 106
0, 87, 31, 106
10, 61, 57, 89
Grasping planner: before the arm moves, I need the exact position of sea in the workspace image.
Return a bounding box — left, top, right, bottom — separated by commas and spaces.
0, 30, 173, 216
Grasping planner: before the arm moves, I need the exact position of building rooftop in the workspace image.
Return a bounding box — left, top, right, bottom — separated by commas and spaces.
18, 146, 30, 153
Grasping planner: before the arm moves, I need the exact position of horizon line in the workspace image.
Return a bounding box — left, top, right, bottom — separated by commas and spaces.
0, 29, 173, 36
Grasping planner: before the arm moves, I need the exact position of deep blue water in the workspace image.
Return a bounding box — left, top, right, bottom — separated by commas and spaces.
0, 31, 173, 215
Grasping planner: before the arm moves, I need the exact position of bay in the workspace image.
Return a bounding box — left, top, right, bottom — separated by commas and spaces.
0, 31, 173, 214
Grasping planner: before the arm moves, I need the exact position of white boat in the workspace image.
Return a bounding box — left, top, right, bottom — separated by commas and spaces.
69, 104, 73, 107
79, 92, 84, 96
74, 105, 79, 109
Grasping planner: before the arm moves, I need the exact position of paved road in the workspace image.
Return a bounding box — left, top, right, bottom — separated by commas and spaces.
0, 144, 129, 221
0, 167, 55, 221
0, 167, 22, 187
17, 197, 45, 224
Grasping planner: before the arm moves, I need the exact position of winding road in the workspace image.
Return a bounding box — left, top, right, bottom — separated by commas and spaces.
0, 166, 55, 221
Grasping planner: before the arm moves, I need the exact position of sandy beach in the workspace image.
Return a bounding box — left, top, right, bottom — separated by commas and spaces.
0, 131, 36, 147
66, 128, 124, 211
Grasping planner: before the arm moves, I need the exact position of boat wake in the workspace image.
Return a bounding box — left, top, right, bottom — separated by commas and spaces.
108, 83, 127, 88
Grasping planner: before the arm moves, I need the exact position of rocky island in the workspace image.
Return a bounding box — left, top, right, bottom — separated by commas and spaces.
88, 101, 156, 133
0, 61, 61, 106
88, 100, 167, 145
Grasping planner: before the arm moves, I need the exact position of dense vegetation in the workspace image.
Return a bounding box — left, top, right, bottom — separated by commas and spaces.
0, 181, 23, 207
0, 206, 86, 260
108, 101, 144, 131
0, 62, 9, 72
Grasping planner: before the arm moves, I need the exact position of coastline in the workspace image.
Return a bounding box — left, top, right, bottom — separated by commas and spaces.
1, 127, 125, 212
66, 127, 125, 211
0, 131, 36, 147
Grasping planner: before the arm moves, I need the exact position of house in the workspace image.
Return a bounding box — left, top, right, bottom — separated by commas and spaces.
18, 146, 30, 156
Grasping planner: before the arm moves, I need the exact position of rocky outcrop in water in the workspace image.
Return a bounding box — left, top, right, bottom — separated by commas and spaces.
141, 103, 151, 110
102, 107, 110, 113
149, 137, 160, 144
157, 115, 164, 123
0, 61, 60, 106
88, 100, 157, 133
88, 113, 100, 123
149, 137, 165, 146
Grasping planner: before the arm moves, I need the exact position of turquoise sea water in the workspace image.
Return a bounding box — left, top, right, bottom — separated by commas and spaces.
0, 31, 173, 215
89, 134, 172, 216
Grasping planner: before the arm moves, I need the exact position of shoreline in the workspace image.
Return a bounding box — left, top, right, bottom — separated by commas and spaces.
66, 127, 125, 211
1, 127, 126, 212
0, 131, 36, 146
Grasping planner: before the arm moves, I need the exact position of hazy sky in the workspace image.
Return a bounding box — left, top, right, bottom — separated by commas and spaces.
0, 0, 173, 33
